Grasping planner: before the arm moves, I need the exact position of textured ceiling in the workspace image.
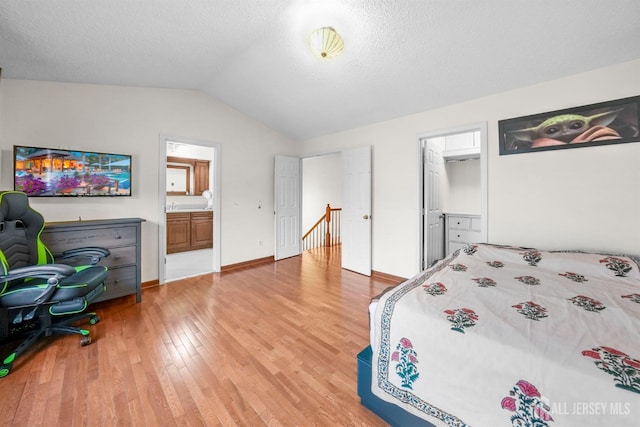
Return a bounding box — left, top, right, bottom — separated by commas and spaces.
1, 0, 639, 141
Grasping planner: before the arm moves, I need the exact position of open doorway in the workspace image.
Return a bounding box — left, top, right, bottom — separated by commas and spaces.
275, 147, 372, 275
158, 136, 221, 284
419, 123, 488, 270
302, 152, 342, 242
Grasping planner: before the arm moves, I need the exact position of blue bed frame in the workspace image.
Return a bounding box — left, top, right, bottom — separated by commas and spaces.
357, 346, 436, 427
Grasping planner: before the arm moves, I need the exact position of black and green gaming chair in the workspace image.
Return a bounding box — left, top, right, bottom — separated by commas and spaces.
0, 191, 110, 377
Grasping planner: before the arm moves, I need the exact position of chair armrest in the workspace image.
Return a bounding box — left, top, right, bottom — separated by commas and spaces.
0, 263, 77, 283
56, 247, 111, 265
0, 264, 79, 304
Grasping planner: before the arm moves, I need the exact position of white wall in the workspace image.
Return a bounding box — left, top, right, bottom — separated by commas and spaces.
299, 59, 640, 278
302, 153, 342, 232
444, 159, 481, 214
2, 60, 638, 282
0, 80, 297, 281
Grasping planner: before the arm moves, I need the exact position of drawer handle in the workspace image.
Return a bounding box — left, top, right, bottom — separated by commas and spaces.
115, 235, 122, 239
457, 234, 461, 238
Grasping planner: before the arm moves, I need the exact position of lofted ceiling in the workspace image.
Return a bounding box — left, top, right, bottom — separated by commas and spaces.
1, 0, 639, 141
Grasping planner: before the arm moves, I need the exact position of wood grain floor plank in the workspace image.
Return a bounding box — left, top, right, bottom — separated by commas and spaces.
1, 248, 395, 426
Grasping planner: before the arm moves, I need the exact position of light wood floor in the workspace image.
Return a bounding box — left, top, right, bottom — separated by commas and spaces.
1, 247, 396, 426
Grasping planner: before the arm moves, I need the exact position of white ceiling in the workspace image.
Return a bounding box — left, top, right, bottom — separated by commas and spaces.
1, 0, 639, 141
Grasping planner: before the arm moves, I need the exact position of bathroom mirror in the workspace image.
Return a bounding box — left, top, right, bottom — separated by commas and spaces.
166, 165, 190, 195
166, 156, 210, 196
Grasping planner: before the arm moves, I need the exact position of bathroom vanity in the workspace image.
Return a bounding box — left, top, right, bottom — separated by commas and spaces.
166, 210, 213, 254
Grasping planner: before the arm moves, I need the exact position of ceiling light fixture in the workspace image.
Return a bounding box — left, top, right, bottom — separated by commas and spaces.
308, 27, 344, 59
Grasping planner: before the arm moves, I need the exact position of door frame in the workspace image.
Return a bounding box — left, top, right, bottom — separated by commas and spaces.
274, 145, 374, 271
275, 151, 342, 261
158, 134, 221, 284
417, 122, 488, 272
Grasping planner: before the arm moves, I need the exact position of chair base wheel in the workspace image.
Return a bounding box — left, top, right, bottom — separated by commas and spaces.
0, 364, 12, 378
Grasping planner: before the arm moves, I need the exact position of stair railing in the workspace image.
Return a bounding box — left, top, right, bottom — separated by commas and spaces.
302, 204, 341, 250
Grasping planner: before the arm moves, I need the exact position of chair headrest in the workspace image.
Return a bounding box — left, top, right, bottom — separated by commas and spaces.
0, 191, 33, 222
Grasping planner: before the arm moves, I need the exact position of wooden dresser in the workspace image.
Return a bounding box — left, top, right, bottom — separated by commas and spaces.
40, 217, 144, 303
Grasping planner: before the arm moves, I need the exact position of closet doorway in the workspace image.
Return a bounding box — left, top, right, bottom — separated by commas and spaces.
419, 123, 488, 270
158, 136, 221, 284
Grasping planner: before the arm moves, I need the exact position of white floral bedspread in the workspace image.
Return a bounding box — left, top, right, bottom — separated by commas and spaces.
371, 243, 640, 427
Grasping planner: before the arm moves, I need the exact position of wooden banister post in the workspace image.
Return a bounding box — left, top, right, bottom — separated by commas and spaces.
303, 204, 341, 250
325, 204, 331, 247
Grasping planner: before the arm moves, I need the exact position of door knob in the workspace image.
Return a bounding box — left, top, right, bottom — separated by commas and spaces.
363, 214, 369, 220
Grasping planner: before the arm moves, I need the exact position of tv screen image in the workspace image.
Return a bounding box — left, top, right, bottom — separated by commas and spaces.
14, 145, 132, 197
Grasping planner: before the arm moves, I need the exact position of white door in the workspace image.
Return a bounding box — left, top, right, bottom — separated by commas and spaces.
341, 146, 372, 276
424, 138, 445, 268
274, 155, 301, 260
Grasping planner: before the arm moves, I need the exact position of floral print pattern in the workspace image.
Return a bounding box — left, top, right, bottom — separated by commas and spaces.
449, 263, 467, 272
373, 243, 640, 425
600, 256, 632, 277
444, 308, 478, 333
472, 277, 496, 287
512, 301, 548, 321
423, 282, 447, 296
515, 276, 541, 286
391, 338, 420, 389
501, 380, 553, 426
521, 250, 542, 267
622, 293, 640, 304
464, 244, 478, 255
582, 346, 640, 394
559, 272, 588, 283
569, 295, 606, 312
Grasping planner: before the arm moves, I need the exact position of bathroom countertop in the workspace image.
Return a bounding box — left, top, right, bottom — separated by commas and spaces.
166, 206, 212, 213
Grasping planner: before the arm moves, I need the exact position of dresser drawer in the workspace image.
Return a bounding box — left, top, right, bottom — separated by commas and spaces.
449, 229, 482, 243
42, 225, 137, 251
449, 241, 468, 253
102, 246, 136, 268
54, 246, 135, 269
448, 216, 471, 230
97, 266, 137, 301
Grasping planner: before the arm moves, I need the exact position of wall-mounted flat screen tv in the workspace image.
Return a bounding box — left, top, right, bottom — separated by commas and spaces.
14, 145, 132, 197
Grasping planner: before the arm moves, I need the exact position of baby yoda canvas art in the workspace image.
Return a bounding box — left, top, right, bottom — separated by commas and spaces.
499, 96, 640, 155
508, 109, 622, 146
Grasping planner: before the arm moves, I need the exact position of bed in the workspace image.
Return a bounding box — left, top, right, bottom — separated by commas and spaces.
358, 243, 640, 426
